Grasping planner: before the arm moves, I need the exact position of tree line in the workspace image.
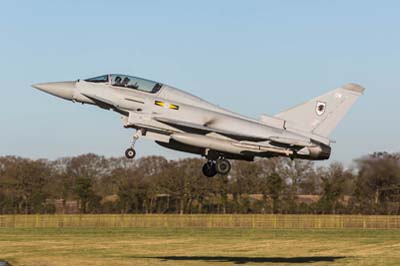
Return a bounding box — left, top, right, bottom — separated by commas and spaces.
0, 152, 399, 215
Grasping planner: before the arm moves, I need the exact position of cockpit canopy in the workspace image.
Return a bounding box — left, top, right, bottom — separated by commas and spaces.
84, 74, 163, 94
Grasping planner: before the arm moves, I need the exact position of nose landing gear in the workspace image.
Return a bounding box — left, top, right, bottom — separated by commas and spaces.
125, 129, 141, 159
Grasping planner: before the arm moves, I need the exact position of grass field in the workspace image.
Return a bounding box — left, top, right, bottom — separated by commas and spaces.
1, 227, 400, 266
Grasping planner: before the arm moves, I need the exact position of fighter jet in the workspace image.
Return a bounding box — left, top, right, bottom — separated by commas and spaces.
32, 74, 364, 177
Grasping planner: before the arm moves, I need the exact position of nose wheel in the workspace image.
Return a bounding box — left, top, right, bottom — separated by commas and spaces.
125, 148, 136, 159
202, 158, 231, 177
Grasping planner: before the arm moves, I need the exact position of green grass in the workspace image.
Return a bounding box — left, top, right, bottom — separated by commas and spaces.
1, 228, 400, 266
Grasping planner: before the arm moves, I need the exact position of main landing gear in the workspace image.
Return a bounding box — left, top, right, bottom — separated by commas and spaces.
202, 158, 231, 177
125, 130, 141, 159
202, 161, 217, 177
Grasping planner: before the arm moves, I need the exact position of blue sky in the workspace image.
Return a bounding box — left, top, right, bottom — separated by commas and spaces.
0, 1, 399, 165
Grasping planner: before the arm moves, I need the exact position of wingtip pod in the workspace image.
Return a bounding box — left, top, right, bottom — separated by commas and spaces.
343, 83, 365, 95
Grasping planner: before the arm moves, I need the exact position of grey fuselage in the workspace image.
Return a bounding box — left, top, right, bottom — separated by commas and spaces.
33, 74, 333, 161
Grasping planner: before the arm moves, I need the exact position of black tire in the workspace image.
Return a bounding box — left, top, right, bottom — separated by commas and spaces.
202, 161, 217, 177
216, 159, 231, 175
125, 148, 136, 159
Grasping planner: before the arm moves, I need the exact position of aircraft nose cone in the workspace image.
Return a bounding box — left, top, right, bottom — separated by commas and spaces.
32, 81, 76, 100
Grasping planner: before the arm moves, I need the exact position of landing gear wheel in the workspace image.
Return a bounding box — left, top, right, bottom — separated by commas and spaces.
202, 161, 217, 177
216, 159, 231, 175
125, 148, 136, 159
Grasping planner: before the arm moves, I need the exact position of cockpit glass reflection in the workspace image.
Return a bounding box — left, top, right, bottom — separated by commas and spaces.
111, 74, 162, 93
84, 74, 163, 93
84, 75, 109, 83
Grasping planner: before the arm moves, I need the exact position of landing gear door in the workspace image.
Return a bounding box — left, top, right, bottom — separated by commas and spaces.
124, 111, 152, 128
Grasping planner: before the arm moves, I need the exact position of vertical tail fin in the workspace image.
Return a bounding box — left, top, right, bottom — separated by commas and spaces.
275, 83, 365, 138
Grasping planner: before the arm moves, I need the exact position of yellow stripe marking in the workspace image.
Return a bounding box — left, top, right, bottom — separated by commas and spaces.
169, 104, 179, 110
155, 101, 165, 107
155, 100, 179, 110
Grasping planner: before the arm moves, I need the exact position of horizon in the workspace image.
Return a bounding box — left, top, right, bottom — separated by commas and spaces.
1, 150, 392, 172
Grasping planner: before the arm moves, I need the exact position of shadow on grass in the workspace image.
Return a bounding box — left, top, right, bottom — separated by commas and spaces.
141, 256, 346, 264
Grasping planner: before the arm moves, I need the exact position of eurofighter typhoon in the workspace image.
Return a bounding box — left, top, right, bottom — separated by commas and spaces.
33, 74, 364, 177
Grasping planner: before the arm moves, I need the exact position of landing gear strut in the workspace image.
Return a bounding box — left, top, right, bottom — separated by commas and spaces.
125, 129, 141, 159
202, 157, 231, 177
